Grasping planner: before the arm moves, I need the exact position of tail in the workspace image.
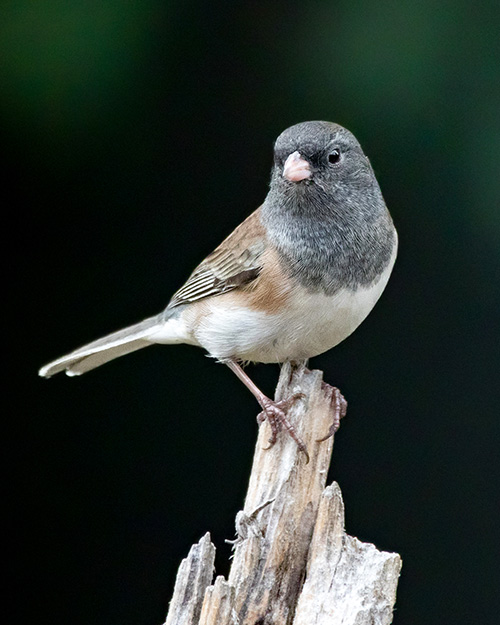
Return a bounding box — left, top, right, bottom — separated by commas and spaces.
39, 314, 165, 378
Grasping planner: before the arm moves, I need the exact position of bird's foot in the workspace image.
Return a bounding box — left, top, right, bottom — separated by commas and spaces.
256, 393, 308, 461
316, 383, 348, 442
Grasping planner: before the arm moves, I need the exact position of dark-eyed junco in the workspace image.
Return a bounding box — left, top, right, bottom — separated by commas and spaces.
40, 121, 397, 457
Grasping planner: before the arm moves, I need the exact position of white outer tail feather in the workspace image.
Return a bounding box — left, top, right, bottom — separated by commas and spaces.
39, 314, 176, 378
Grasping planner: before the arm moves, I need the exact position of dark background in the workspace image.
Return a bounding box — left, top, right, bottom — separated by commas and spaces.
5, 1, 499, 624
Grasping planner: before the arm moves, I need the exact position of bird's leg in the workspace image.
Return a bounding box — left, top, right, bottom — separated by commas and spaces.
225, 359, 308, 459
316, 382, 348, 442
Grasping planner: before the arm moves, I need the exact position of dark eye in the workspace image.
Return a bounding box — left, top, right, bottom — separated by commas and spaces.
328, 149, 341, 164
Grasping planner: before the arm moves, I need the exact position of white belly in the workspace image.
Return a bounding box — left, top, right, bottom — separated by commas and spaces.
192, 246, 397, 363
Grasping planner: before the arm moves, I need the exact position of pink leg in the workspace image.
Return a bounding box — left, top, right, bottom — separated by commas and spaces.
225, 359, 308, 461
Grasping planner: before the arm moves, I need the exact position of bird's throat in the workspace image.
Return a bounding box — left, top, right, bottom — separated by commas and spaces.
261, 190, 396, 295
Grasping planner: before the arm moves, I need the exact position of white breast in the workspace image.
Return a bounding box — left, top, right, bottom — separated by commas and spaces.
192, 242, 397, 364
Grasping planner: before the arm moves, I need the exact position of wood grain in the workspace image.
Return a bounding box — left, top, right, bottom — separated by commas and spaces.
163, 364, 402, 625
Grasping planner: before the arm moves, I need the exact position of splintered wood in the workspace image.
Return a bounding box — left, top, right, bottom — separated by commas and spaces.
164, 364, 402, 625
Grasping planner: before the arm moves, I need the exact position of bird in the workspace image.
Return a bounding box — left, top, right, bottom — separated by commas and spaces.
39, 121, 397, 458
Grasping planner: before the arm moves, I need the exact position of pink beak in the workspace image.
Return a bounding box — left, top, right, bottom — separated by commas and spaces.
283, 151, 311, 182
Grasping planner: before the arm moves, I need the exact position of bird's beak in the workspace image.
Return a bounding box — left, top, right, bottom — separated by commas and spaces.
283, 151, 311, 182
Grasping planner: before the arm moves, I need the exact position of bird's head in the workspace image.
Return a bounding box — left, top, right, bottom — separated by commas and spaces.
270, 121, 377, 211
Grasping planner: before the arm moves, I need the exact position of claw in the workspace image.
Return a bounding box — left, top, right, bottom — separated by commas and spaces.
257, 393, 309, 461
259, 408, 280, 449
316, 384, 348, 442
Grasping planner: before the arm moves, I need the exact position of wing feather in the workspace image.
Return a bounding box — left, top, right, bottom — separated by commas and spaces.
168, 208, 266, 307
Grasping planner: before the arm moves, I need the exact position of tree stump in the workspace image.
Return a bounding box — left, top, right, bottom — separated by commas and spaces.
164, 363, 402, 625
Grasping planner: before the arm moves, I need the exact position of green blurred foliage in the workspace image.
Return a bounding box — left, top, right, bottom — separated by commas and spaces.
2, 0, 498, 231
0, 1, 159, 131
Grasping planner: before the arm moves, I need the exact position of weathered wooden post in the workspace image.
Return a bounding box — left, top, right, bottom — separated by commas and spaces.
164, 363, 402, 625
